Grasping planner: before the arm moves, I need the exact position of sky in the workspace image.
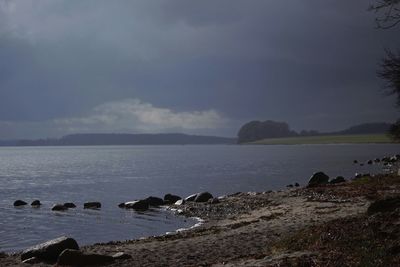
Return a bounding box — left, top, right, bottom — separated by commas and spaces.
0, 0, 399, 139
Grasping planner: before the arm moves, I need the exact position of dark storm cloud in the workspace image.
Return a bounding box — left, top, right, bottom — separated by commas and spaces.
0, 0, 399, 138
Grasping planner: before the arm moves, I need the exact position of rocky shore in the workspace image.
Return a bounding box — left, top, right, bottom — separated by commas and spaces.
2, 168, 400, 266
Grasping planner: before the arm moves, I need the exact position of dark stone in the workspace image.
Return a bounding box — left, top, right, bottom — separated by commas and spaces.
144, 196, 164, 206
14, 200, 27, 207
367, 160, 373, 165
208, 198, 220, 204
57, 249, 114, 266
353, 160, 358, 164
112, 252, 132, 260
63, 203, 76, 208
374, 158, 381, 163
52, 204, 68, 211
294, 182, 300, 187
21, 257, 40, 264
194, 192, 214, 202
367, 197, 400, 215
286, 184, 293, 188
330, 176, 346, 184
164, 194, 182, 204
84, 202, 101, 209
31, 200, 41, 206
21, 236, 79, 262
185, 193, 198, 202
118, 202, 126, 208
307, 172, 329, 187
124, 200, 149, 211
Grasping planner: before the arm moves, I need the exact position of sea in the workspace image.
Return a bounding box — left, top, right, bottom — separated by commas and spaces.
0, 144, 399, 252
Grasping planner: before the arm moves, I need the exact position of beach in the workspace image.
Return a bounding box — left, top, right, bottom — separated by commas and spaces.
2, 171, 400, 266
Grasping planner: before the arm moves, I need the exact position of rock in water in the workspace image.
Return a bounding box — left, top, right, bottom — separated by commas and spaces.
20, 236, 79, 262
330, 176, 346, 184
63, 202, 76, 208
14, 200, 27, 207
307, 172, 329, 187
367, 197, 400, 215
52, 204, 68, 211
195, 192, 214, 202
294, 182, 300, 187
31, 200, 41, 207
144, 196, 164, 206
57, 249, 114, 266
184, 193, 198, 202
84, 202, 101, 209
118, 202, 126, 208
124, 200, 149, 211
164, 194, 182, 204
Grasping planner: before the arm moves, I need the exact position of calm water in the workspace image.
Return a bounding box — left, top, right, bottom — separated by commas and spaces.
0, 144, 399, 252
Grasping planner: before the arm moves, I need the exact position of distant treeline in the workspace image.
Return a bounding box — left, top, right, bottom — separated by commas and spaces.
237, 121, 392, 143
2, 133, 236, 146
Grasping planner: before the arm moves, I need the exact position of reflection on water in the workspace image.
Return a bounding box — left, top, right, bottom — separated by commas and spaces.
0, 144, 399, 252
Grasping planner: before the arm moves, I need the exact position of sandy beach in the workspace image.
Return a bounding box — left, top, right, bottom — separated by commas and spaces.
2, 171, 400, 266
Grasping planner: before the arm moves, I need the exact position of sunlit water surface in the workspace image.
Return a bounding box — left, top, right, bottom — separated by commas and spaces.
0, 144, 399, 252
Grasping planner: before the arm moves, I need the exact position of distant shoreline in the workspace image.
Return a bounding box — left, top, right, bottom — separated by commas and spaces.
247, 133, 394, 145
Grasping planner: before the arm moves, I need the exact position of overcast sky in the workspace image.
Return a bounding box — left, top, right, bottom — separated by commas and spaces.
0, 0, 399, 139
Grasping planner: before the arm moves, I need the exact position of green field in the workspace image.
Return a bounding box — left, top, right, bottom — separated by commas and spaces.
249, 134, 395, 145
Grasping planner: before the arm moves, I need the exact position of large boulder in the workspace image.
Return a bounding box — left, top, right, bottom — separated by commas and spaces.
195, 192, 214, 202
367, 197, 400, 215
164, 194, 182, 204
14, 200, 27, 207
57, 249, 114, 266
21, 236, 79, 262
124, 200, 149, 211
307, 172, 329, 187
84, 202, 101, 209
144, 196, 164, 206
52, 204, 68, 211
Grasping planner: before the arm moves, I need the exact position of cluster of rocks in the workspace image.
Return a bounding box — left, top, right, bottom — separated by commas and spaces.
20, 236, 131, 265
286, 182, 300, 188
353, 154, 400, 167
13, 200, 101, 211
118, 192, 216, 211
307, 172, 346, 188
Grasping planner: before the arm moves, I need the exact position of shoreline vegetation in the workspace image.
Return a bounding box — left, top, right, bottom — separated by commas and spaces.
248, 134, 394, 145
2, 159, 400, 266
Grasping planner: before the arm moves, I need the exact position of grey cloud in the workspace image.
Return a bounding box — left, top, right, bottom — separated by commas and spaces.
0, 0, 398, 138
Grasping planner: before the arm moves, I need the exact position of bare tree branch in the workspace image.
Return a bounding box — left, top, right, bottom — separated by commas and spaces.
369, 0, 400, 29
